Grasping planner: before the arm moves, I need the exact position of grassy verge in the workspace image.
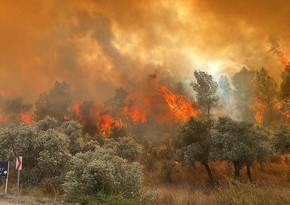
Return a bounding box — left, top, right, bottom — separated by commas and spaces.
154, 181, 290, 205
71, 192, 142, 205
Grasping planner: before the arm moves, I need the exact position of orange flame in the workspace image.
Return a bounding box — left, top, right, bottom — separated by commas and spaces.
274, 49, 289, 69
0, 114, 7, 122
123, 106, 146, 123
19, 113, 32, 124
159, 86, 198, 122
99, 114, 125, 134
73, 102, 81, 117
254, 101, 266, 124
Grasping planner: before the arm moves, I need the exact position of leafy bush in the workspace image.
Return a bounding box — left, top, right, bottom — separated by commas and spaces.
63, 147, 144, 199
103, 137, 142, 161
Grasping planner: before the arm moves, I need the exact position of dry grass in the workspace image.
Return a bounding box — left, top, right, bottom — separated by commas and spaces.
217, 181, 290, 205
155, 184, 216, 205
153, 182, 290, 205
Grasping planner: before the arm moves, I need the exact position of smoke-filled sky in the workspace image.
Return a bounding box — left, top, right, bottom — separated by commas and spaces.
0, 0, 289, 102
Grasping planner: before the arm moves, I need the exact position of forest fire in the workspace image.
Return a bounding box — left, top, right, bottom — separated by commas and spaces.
99, 114, 125, 134
159, 86, 198, 122
123, 106, 146, 123
275, 49, 290, 69
73, 102, 81, 117
19, 113, 32, 124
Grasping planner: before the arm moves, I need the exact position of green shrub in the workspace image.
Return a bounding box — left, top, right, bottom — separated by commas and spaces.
103, 137, 142, 161
160, 161, 175, 183
63, 148, 143, 199
144, 151, 158, 171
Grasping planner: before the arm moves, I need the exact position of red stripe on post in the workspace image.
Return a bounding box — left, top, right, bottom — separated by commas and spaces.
16, 157, 22, 170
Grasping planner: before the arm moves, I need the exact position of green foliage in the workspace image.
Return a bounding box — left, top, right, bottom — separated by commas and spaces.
35, 129, 71, 179
63, 148, 144, 199
273, 124, 290, 154
176, 117, 212, 164
160, 161, 175, 183
176, 117, 214, 183
60, 120, 83, 155
212, 117, 274, 178
190, 70, 219, 117
35, 116, 58, 132
103, 137, 142, 161
0, 123, 35, 161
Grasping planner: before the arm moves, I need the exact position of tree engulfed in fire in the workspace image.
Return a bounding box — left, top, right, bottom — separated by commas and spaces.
159, 86, 198, 122
100, 114, 125, 134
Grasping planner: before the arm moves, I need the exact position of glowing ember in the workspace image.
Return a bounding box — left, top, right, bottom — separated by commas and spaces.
20, 113, 32, 124
159, 86, 198, 122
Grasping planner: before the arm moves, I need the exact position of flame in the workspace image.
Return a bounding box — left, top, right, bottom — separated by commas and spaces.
254, 101, 266, 124
19, 113, 32, 124
73, 102, 81, 117
99, 114, 125, 134
274, 49, 289, 69
158, 86, 198, 122
0, 114, 7, 122
123, 106, 146, 123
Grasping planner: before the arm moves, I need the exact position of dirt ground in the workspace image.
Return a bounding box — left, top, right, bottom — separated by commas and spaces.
0, 200, 19, 205
0, 193, 75, 205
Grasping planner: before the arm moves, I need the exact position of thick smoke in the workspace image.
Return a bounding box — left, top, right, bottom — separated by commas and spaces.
0, 0, 289, 104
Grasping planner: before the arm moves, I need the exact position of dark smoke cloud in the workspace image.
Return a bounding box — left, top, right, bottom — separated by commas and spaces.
0, 0, 289, 104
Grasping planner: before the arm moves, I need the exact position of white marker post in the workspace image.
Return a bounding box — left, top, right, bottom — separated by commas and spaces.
5, 162, 9, 194
16, 156, 22, 195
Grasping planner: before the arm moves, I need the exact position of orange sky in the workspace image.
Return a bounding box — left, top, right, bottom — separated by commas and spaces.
0, 0, 289, 103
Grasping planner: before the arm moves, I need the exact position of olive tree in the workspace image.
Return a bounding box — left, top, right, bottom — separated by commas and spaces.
175, 117, 214, 184
212, 117, 273, 182
273, 124, 290, 154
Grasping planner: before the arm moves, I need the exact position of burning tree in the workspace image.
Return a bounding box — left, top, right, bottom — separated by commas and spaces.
2, 97, 32, 123
35, 81, 72, 122
190, 70, 218, 118
280, 63, 290, 121
255, 68, 279, 126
